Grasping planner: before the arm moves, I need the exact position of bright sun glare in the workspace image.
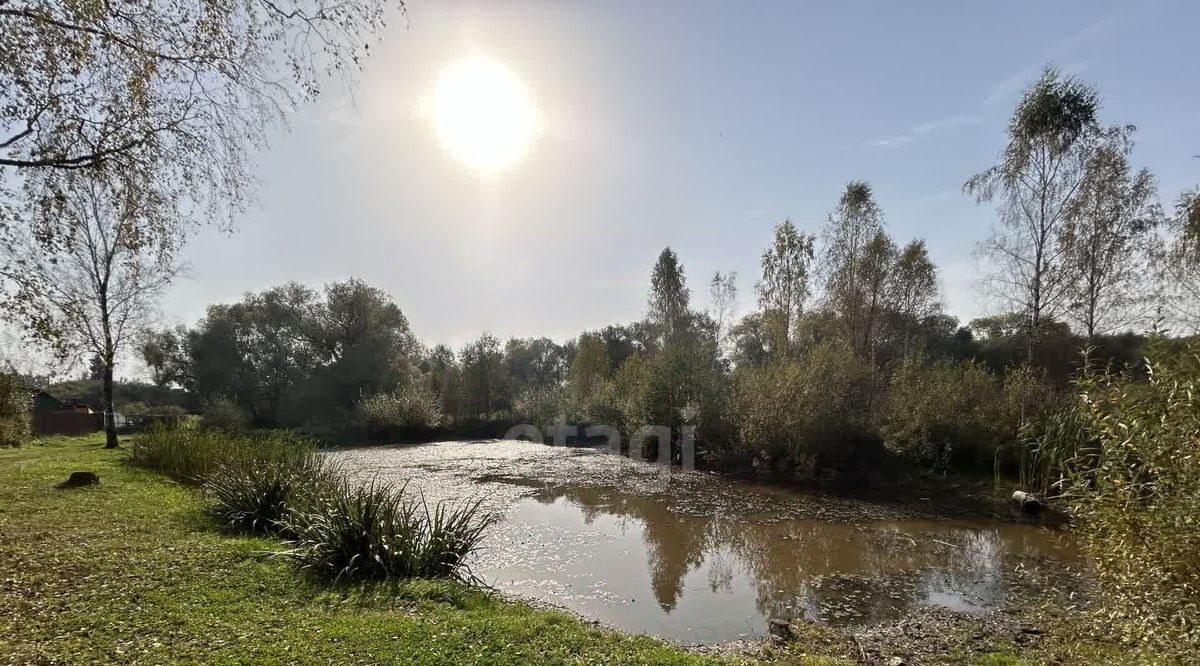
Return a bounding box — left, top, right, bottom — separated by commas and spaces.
431, 57, 536, 171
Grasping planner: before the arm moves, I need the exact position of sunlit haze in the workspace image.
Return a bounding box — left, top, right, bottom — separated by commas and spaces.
160, 0, 1199, 350
428, 56, 538, 171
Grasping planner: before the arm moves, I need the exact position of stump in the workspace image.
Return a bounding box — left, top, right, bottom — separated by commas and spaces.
57, 471, 100, 489
1011, 490, 1042, 513
768, 618, 794, 642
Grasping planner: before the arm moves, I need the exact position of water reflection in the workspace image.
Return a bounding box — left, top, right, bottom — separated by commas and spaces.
333, 441, 1078, 644
476, 483, 1077, 642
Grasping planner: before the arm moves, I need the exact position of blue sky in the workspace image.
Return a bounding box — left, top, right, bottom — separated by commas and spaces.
163, 0, 1200, 349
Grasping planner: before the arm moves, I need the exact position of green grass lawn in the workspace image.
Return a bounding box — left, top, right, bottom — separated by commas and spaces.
0, 437, 861, 665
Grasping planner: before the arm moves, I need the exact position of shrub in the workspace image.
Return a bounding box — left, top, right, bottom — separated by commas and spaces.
359, 383, 443, 431
202, 395, 247, 431
204, 453, 338, 535
126, 425, 316, 484
882, 357, 1002, 471
1051, 343, 1200, 658
0, 370, 30, 447
281, 479, 492, 582
881, 357, 1058, 475
729, 339, 877, 474
127, 424, 496, 584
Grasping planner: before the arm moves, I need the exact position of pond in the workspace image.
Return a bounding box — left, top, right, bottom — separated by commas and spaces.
332, 440, 1079, 644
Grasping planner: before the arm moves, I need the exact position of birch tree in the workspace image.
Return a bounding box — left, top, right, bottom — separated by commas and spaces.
821, 181, 885, 355
709, 270, 738, 355
649, 247, 690, 343
965, 67, 1105, 359
1062, 132, 1159, 338
1161, 187, 1200, 329
885, 240, 941, 354
1, 174, 182, 448
756, 219, 815, 355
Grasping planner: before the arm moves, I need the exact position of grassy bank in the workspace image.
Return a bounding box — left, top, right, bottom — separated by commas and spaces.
1, 436, 1086, 665
0, 437, 853, 665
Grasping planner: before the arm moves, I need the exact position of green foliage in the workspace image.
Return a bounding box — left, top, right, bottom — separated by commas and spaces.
282, 478, 493, 583
458, 332, 505, 417
201, 395, 247, 431
359, 382, 443, 430
126, 425, 315, 484
730, 340, 877, 473
1053, 343, 1200, 658
0, 370, 30, 446
568, 332, 610, 407
604, 353, 654, 432
600, 320, 728, 452
649, 247, 690, 340
204, 453, 338, 536
882, 357, 1002, 471
756, 219, 815, 351
175, 279, 421, 431
1018, 394, 1088, 494
512, 384, 567, 426
44, 377, 192, 413
881, 357, 1057, 474
123, 402, 189, 421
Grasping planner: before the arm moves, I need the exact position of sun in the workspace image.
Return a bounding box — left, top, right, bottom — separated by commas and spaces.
430, 57, 537, 172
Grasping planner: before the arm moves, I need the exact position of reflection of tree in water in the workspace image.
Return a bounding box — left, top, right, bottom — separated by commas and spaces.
526, 484, 1076, 623
707, 550, 734, 593
712, 519, 924, 622
531, 484, 713, 611
728, 520, 1078, 625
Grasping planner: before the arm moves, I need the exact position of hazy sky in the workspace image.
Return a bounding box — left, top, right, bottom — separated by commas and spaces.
163, 0, 1200, 350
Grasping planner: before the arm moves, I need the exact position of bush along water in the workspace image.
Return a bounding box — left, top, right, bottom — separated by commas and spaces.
1039, 340, 1200, 660
280, 478, 492, 583
203, 453, 338, 535
127, 426, 494, 583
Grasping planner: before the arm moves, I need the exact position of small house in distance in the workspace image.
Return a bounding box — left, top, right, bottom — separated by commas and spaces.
31, 389, 103, 436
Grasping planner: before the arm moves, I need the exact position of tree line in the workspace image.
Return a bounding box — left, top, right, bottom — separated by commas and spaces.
3, 61, 1198, 478
130, 67, 1200, 484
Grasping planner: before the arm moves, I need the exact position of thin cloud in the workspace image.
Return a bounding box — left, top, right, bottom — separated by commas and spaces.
914, 115, 980, 135
865, 134, 917, 148
863, 115, 980, 149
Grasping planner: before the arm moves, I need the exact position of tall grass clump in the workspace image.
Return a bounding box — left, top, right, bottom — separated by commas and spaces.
127, 424, 497, 584
1046, 341, 1200, 659
126, 424, 317, 484
281, 479, 493, 583
203, 453, 338, 535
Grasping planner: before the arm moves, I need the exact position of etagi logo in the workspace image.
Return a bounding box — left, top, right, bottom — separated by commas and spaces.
503, 414, 697, 492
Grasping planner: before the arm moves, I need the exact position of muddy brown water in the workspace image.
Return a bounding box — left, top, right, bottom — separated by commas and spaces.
332, 440, 1079, 644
